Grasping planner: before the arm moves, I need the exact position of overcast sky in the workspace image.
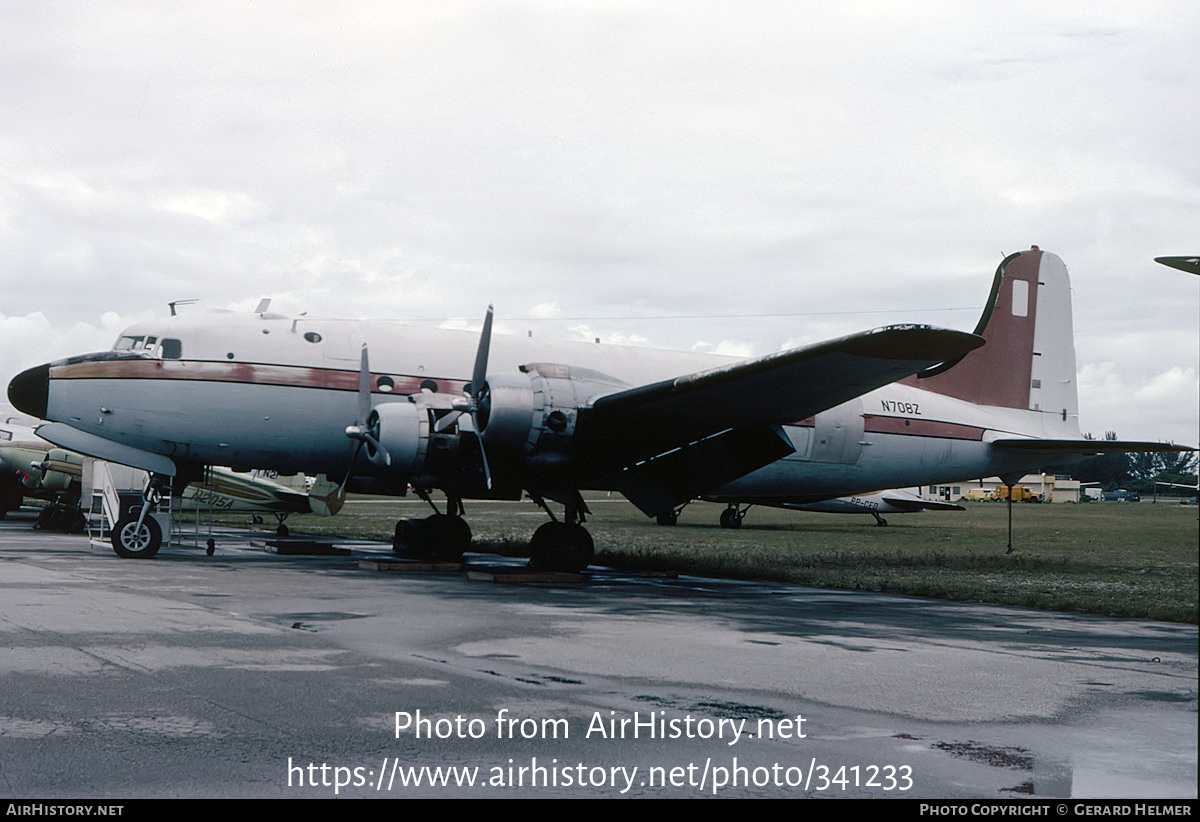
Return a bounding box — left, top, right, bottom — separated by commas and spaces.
1, 1, 1197, 446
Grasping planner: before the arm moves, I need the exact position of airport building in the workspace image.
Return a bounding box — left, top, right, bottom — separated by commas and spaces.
923, 474, 1081, 504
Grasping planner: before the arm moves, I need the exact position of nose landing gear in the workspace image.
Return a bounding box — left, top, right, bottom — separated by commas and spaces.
110, 474, 167, 559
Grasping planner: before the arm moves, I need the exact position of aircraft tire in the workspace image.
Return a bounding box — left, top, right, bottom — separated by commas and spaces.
656, 510, 678, 526
428, 514, 471, 560
719, 507, 742, 529
62, 509, 87, 534
393, 515, 471, 560
392, 519, 413, 555
529, 522, 593, 572
111, 514, 163, 559
36, 506, 57, 530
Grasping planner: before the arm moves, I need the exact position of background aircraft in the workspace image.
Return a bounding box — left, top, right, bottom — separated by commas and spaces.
0, 413, 88, 530
691, 488, 964, 529
1155, 256, 1200, 275
8, 247, 1191, 568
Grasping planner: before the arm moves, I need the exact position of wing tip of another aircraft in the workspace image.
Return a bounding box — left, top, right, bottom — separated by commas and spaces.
1154, 256, 1200, 275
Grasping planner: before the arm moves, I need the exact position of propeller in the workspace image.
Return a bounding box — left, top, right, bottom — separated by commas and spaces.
339, 345, 390, 493
419, 306, 495, 489
453, 306, 494, 489
338, 307, 496, 494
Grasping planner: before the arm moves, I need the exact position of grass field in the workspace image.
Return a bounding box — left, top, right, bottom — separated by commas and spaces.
244, 497, 1199, 624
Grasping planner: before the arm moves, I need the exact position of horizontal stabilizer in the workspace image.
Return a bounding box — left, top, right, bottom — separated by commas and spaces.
879, 494, 965, 512
307, 475, 345, 517
991, 439, 1195, 455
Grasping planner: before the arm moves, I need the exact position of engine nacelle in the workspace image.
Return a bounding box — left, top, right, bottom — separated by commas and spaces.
364, 365, 628, 489
368, 401, 431, 476
479, 364, 629, 465
38, 448, 82, 492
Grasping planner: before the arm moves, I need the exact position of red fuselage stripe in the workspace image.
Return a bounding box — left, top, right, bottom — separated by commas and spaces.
51, 359, 467, 396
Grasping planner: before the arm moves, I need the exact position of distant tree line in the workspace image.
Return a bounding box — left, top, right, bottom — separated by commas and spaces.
1074, 432, 1199, 494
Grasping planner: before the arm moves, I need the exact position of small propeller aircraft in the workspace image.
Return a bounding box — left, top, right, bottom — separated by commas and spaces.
7, 246, 1191, 568
692, 487, 964, 529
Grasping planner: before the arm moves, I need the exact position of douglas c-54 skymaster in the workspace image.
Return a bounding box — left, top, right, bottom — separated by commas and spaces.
7, 246, 1190, 568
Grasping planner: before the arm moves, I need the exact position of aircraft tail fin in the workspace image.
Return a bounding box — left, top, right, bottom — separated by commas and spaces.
903, 246, 1080, 430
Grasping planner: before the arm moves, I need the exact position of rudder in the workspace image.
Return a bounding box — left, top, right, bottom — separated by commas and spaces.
904, 246, 1080, 431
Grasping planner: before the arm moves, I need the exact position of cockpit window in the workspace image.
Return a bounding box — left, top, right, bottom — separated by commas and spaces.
113, 335, 182, 359
114, 335, 144, 351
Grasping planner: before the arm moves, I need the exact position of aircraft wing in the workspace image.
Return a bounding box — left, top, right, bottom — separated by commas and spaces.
576, 324, 984, 514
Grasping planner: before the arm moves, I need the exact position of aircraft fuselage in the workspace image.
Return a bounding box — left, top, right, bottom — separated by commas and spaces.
15, 310, 1081, 506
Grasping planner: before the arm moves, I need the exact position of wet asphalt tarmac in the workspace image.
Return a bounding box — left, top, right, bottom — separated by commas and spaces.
0, 512, 1195, 799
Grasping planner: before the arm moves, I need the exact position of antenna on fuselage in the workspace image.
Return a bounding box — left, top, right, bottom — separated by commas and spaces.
168, 299, 198, 316
254, 298, 271, 316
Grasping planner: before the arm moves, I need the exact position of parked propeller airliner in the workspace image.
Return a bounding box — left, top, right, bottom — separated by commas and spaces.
7, 246, 1190, 569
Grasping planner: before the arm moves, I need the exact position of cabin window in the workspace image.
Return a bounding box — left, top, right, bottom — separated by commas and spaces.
160, 339, 182, 359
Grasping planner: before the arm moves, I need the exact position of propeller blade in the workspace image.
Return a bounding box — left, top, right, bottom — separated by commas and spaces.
357, 344, 371, 426
476, 434, 492, 490
470, 306, 494, 489
470, 305, 493, 400
341, 342, 391, 491
338, 439, 364, 494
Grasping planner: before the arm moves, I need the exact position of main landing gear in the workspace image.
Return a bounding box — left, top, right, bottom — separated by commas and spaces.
392, 491, 473, 561
34, 497, 87, 534
390, 489, 596, 573
252, 512, 293, 536
719, 504, 749, 529
528, 492, 593, 573
655, 500, 692, 527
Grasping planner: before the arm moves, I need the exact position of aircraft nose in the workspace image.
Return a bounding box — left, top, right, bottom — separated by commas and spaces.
8, 363, 49, 420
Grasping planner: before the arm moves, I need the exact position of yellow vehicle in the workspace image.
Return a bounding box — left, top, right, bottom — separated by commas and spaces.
996, 485, 1042, 502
